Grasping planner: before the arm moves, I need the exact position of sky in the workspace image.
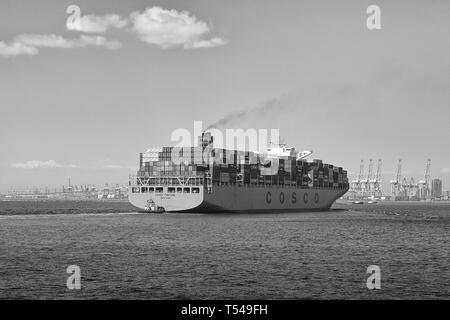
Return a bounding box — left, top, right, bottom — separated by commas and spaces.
0, 0, 449, 193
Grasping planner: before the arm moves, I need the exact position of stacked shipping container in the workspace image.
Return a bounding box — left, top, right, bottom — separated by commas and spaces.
137, 146, 348, 189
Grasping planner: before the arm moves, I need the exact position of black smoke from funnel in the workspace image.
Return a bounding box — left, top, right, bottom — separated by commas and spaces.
205, 98, 286, 131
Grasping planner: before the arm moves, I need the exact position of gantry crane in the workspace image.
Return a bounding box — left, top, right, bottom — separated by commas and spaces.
390, 159, 402, 199
418, 159, 431, 200
370, 159, 382, 198
350, 159, 365, 199
361, 159, 373, 197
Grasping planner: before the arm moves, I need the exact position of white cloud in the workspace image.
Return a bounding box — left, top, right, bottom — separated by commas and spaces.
77, 35, 122, 49
12, 160, 79, 169
1, 7, 226, 57
68, 14, 128, 33
0, 41, 38, 57
16, 34, 122, 50
130, 7, 226, 49
16, 34, 74, 48
187, 37, 227, 49
105, 164, 137, 170
0, 34, 121, 57
11, 160, 137, 170
92, 159, 137, 170
443, 168, 450, 173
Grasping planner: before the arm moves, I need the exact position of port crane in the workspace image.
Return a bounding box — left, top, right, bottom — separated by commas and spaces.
361, 159, 373, 198
370, 159, 382, 198
418, 159, 431, 200
390, 159, 402, 199
350, 160, 365, 199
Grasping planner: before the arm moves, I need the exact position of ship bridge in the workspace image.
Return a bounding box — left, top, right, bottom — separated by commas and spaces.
265, 145, 296, 157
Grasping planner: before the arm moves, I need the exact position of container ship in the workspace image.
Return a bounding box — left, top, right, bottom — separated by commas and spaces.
128, 133, 349, 213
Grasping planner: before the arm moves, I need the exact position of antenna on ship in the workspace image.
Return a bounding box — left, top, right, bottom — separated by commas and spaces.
269, 135, 282, 147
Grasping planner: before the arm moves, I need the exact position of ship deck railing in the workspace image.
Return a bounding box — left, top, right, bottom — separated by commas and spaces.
130, 175, 205, 187
212, 182, 348, 190
130, 175, 348, 190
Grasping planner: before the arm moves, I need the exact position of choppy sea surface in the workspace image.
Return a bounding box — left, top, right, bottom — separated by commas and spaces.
0, 200, 448, 299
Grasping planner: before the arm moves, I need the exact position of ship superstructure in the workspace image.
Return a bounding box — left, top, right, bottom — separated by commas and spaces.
129, 133, 349, 212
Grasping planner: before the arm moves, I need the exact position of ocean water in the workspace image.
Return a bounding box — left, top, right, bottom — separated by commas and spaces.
0, 200, 448, 299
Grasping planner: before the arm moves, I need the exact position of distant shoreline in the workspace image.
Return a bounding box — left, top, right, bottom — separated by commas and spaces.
0, 198, 129, 203
336, 200, 450, 205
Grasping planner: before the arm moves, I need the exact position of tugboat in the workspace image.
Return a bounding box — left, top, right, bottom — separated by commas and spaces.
144, 199, 165, 213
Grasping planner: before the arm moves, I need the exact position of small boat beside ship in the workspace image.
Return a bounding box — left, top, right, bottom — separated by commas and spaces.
144, 199, 165, 213
351, 200, 378, 204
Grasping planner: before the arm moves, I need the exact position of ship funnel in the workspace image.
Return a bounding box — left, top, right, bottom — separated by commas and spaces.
198, 132, 214, 148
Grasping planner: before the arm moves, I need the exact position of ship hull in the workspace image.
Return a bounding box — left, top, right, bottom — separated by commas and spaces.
128, 185, 348, 213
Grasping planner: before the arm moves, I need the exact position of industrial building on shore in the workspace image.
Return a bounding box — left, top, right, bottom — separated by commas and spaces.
1, 180, 128, 201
